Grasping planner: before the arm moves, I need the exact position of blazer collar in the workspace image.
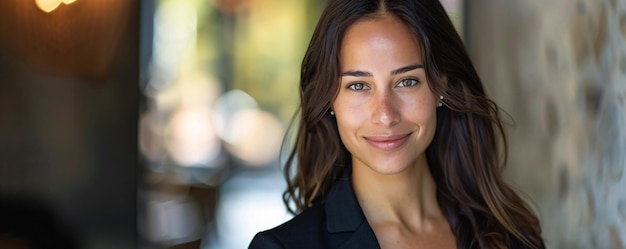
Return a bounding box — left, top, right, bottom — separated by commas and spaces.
324, 169, 380, 249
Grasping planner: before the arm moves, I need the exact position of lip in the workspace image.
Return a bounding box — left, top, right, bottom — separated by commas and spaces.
364, 133, 412, 151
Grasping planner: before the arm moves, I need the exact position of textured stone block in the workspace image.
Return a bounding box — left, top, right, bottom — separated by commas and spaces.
467, 0, 626, 248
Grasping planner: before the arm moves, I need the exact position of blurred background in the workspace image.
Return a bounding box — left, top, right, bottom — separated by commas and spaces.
0, 0, 624, 248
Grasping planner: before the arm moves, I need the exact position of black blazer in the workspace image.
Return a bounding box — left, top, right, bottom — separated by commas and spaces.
248, 171, 531, 249
248, 170, 379, 249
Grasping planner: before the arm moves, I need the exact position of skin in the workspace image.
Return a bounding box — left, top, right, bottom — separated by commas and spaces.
333, 15, 456, 249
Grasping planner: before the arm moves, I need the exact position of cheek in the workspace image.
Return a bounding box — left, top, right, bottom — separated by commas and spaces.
332, 98, 369, 145
334, 103, 367, 131
406, 90, 436, 106
421, 101, 438, 132
400, 93, 437, 123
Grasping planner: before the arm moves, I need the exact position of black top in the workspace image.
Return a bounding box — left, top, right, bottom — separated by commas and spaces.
248, 170, 530, 249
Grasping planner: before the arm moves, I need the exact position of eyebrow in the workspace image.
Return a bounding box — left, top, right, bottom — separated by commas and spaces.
391, 64, 424, 75
340, 64, 424, 77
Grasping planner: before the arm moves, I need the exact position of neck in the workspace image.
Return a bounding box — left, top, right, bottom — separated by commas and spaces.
351, 156, 443, 229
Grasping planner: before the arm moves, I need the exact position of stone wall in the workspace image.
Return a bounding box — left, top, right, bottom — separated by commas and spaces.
466, 0, 626, 248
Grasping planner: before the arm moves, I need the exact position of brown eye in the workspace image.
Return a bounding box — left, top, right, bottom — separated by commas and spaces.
348, 83, 367, 91
397, 79, 419, 87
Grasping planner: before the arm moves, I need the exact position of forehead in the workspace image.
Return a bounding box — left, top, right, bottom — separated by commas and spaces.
339, 15, 423, 70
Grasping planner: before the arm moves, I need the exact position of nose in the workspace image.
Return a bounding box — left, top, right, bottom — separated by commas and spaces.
370, 90, 400, 127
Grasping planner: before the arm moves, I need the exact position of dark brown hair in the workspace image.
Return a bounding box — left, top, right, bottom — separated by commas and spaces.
282, 0, 544, 248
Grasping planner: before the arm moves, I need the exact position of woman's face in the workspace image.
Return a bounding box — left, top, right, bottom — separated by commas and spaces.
333, 15, 439, 175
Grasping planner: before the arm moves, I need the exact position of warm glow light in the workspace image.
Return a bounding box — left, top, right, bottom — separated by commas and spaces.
35, 0, 78, 13
35, 0, 61, 13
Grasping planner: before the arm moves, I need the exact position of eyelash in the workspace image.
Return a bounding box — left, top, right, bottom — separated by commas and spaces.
346, 78, 420, 91
397, 78, 420, 87
347, 82, 368, 91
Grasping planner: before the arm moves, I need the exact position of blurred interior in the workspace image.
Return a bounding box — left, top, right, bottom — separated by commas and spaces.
0, 0, 624, 248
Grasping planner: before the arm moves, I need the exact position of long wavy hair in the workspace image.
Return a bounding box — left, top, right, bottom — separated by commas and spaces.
282, 0, 544, 248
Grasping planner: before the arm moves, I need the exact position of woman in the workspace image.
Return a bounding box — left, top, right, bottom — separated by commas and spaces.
250, 0, 545, 248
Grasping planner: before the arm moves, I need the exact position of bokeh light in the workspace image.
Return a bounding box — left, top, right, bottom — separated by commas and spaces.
35, 0, 78, 13
138, 0, 320, 247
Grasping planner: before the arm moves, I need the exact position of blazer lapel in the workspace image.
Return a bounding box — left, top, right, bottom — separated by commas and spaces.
325, 170, 381, 249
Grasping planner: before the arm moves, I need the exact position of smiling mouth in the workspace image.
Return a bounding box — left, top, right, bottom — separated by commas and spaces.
364, 133, 412, 151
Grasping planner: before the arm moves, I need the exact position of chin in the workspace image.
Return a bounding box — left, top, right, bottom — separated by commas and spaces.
359, 157, 417, 175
